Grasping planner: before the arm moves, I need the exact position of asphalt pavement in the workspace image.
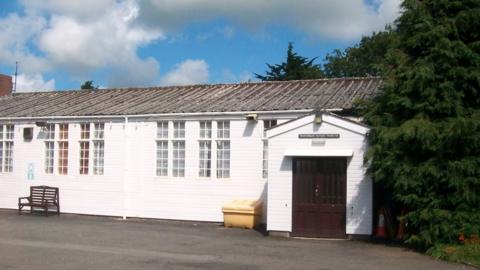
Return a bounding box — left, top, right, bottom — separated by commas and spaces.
0, 210, 472, 270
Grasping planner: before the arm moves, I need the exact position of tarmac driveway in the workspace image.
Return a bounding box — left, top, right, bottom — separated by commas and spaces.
0, 210, 472, 270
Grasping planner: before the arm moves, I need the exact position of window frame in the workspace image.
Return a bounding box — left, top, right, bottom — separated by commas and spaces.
216, 121, 230, 179
262, 139, 268, 179
79, 123, 90, 175
263, 119, 278, 131
156, 121, 169, 177
92, 123, 105, 175
44, 124, 55, 174
79, 123, 105, 176
172, 121, 185, 178
0, 124, 14, 173
198, 121, 212, 178
57, 124, 69, 175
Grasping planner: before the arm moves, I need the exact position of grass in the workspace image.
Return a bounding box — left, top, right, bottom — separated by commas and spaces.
427, 243, 480, 268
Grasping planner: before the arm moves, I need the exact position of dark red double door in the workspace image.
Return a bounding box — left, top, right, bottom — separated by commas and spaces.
292, 157, 347, 238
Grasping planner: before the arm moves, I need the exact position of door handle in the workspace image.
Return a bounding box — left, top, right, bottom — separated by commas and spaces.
314, 184, 319, 197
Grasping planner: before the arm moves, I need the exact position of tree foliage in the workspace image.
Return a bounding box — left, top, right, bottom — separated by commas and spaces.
363, 0, 480, 249
255, 42, 324, 81
80, 80, 98, 90
323, 29, 395, 78
257, 33, 394, 81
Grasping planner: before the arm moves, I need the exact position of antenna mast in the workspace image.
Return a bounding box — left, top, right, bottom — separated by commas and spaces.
13, 61, 18, 93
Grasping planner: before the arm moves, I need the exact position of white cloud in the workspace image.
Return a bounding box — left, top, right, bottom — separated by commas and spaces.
0, 13, 50, 74
140, 0, 401, 40
37, 0, 163, 83
0, 0, 163, 89
107, 56, 160, 87
20, 0, 118, 21
160, 59, 209, 86
0, 0, 401, 90
196, 25, 236, 42
219, 69, 255, 84
15, 73, 55, 92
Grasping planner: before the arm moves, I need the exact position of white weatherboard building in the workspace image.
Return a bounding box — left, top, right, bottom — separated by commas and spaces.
0, 77, 381, 238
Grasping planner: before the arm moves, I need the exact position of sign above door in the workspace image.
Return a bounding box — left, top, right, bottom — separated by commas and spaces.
298, 134, 340, 139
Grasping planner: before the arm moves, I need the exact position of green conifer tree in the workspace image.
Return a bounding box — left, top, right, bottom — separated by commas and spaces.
323, 29, 395, 78
255, 42, 324, 81
364, 0, 480, 249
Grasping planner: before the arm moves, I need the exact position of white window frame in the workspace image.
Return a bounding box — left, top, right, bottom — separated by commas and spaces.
92, 123, 105, 175
79, 123, 90, 175
172, 121, 185, 177
58, 124, 69, 175
263, 119, 278, 131
216, 121, 230, 179
262, 139, 268, 179
44, 124, 55, 174
198, 121, 212, 178
0, 124, 14, 173
79, 123, 105, 176
156, 121, 169, 177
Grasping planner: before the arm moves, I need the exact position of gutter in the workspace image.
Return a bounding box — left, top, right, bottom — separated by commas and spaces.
0, 109, 344, 121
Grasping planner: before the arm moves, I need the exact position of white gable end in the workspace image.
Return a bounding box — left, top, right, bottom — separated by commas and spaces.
266, 113, 373, 236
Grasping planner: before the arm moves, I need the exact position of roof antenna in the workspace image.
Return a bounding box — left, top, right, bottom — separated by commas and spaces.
13, 61, 18, 93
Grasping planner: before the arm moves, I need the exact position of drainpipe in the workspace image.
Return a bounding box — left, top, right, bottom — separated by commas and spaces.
122, 116, 129, 220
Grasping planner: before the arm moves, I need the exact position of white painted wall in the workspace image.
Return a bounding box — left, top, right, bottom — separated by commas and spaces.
266, 114, 372, 235
0, 122, 125, 216
0, 115, 297, 222
124, 119, 268, 222
0, 112, 372, 235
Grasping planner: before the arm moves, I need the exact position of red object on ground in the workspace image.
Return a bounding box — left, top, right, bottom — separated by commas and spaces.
375, 208, 387, 238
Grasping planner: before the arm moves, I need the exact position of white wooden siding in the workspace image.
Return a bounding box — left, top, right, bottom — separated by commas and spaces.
266, 114, 372, 235
0, 118, 273, 222
0, 113, 372, 235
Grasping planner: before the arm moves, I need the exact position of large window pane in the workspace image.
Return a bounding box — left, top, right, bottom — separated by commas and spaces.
172, 141, 185, 177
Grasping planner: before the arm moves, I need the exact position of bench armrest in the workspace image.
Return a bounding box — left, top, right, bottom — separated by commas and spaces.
18, 197, 30, 204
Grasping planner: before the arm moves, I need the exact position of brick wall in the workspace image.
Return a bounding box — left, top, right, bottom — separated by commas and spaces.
0, 74, 12, 96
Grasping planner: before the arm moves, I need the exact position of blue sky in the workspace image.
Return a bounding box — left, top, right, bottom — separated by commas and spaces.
0, 0, 400, 92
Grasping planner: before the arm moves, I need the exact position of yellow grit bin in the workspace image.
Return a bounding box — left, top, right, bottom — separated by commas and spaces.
222, 199, 263, 229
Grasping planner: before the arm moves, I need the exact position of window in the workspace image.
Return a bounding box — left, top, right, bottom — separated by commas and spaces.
217, 121, 230, 139
263, 119, 277, 130
172, 141, 185, 177
173, 121, 185, 138
199, 121, 212, 177
79, 124, 90, 175
0, 124, 14, 172
157, 121, 168, 139
156, 121, 168, 176
199, 121, 212, 139
44, 124, 55, 174
58, 124, 69, 175
172, 121, 185, 177
262, 140, 268, 178
216, 121, 230, 178
93, 123, 105, 175
79, 123, 105, 175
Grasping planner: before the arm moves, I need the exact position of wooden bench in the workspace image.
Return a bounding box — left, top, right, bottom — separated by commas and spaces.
18, 185, 60, 216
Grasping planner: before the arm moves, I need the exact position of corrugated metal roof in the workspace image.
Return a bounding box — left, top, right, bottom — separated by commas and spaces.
0, 77, 382, 118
